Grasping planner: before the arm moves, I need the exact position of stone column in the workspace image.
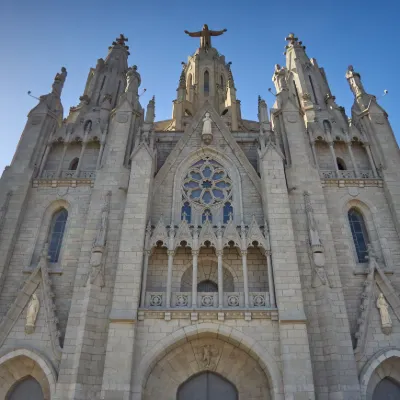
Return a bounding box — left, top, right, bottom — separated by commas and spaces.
364, 143, 378, 178
216, 250, 223, 308
328, 142, 339, 177
166, 250, 174, 308
265, 250, 276, 308
56, 143, 68, 178
37, 142, 52, 177
140, 250, 151, 307
347, 141, 360, 177
74, 141, 87, 178
191, 249, 199, 308
241, 250, 249, 308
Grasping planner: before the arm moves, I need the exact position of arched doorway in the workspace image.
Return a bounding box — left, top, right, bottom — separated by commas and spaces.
373, 377, 400, 399
177, 372, 238, 400
7, 376, 44, 400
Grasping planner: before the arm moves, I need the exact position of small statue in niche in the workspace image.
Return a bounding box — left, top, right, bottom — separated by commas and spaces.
377, 293, 392, 334
202, 112, 213, 145
25, 293, 40, 334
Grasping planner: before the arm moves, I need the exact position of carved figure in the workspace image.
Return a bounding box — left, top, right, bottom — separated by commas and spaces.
89, 191, 111, 287
126, 65, 141, 94
273, 64, 288, 92
201, 112, 213, 145
25, 293, 39, 334
184, 25, 227, 50
377, 293, 392, 328
345, 65, 365, 97
52, 67, 67, 95
203, 345, 211, 366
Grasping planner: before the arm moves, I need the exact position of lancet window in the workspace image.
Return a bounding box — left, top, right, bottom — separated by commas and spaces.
181, 202, 192, 223
48, 208, 68, 263
223, 202, 233, 223
204, 70, 210, 96
348, 208, 369, 263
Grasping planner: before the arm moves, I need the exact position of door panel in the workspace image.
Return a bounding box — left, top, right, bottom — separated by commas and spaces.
177, 372, 237, 400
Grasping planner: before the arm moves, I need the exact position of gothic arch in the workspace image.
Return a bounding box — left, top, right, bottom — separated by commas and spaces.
341, 198, 385, 267
135, 322, 284, 400
30, 199, 72, 266
179, 256, 237, 292
172, 148, 244, 224
359, 348, 400, 399
0, 348, 57, 400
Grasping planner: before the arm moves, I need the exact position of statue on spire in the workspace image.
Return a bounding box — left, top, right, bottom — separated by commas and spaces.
345, 65, 365, 97
184, 24, 227, 50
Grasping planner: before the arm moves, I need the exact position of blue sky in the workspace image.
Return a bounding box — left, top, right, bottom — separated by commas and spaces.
0, 0, 398, 173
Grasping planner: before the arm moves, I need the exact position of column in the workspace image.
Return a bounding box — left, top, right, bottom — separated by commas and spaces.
347, 141, 359, 177
38, 143, 52, 177
364, 143, 378, 178
56, 143, 68, 178
191, 250, 199, 307
140, 250, 151, 307
166, 250, 174, 308
96, 140, 105, 170
266, 250, 276, 308
217, 250, 223, 308
328, 142, 339, 177
74, 141, 87, 178
241, 250, 249, 308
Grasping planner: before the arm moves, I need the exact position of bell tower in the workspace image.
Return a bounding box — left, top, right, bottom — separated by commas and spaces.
171, 25, 241, 131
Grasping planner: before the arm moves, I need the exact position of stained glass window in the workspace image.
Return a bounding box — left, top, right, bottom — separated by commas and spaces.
223, 202, 233, 223
202, 209, 212, 224
182, 158, 232, 209
48, 209, 68, 263
348, 208, 369, 263
181, 202, 191, 223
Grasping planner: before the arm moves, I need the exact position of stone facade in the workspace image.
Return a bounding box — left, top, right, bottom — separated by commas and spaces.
0, 29, 400, 400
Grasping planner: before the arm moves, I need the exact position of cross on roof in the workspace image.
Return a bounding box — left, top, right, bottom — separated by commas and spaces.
114, 34, 128, 46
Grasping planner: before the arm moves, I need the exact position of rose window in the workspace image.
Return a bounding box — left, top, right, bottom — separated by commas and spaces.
182, 159, 232, 208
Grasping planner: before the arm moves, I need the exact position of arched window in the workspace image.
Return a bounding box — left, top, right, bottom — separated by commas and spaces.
220, 75, 224, 87
204, 70, 209, 96
197, 280, 218, 292
223, 202, 233, 223
7, 376, 44, 400
323, 120, 332, 136
187, 73, 192, 87
113, 80, 121, 108
309, 75, 318, 104
69, 158, 79, 171
293, 80, 301, 108
202, 209, 212, 224
84, 120, 92, 133
181, 202, 191, 223
337, 157, 347, 170
348, 208, 369, 263
48, 209, 68, 263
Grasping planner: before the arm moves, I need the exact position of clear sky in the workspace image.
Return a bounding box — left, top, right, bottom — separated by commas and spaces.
0, 0, 398, 174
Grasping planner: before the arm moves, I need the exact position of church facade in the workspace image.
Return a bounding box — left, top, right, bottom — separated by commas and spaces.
0, 27, 400, 400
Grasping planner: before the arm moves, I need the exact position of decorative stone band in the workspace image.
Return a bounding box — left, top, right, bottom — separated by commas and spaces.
144, 291, 270, 309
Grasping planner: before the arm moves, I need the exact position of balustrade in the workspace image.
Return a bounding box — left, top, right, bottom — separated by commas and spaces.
145, 291, 270, 309
40, 170, 96, 179
320, 169, 375, 180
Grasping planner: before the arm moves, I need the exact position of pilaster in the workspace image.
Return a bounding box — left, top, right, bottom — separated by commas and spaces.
258, 143, 315, 399
100, 143, 155, 400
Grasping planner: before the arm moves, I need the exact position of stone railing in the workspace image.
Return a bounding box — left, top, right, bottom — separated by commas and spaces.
41, 170, 96, 179
320, 170, 375, 180
145, 291, 270, 309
